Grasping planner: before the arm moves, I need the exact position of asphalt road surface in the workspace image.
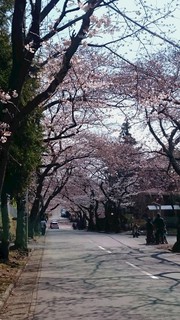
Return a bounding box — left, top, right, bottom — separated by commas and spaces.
29, 225, 180, 320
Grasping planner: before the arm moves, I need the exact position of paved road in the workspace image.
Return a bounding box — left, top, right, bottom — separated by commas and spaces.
30, 229, 180, 320
0, 227, 180, 320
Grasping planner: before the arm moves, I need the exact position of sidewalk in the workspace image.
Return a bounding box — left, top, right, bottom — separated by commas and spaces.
0, 238, 45, 320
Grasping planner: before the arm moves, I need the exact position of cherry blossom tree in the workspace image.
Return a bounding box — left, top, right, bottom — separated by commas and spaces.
58, 129, 178, 232
1, 0, 179, 193
28, 85, 103, 236
133, 50, 180, 250
105, 48, 180, 244
0, 1, 179, 257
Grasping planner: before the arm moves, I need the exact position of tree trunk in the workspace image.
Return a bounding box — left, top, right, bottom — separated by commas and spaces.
171, 218, 180, 252
29, 216, 40, 238
28, 218, 34, 239
0, 140, 10, 195
87, 205, 96, 231
0, 191, 10, 260
29, 217, 39, 238
15, 195, 28, 250
94, 200, 100, 230
28, 198, 40, 238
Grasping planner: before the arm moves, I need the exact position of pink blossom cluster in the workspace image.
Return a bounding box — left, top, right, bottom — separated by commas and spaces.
0, 90, 18, 104
0, 122, 11, 144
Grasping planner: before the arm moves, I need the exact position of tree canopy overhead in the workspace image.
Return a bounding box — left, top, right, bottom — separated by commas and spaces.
0, 0, 179, 192
0, 0, 180, 256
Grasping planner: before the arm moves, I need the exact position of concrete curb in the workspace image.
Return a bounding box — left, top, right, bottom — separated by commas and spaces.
0, 249, 33, 310
27, 245, 45, 320
0, 236, 45, 311
0, 283, 14, 309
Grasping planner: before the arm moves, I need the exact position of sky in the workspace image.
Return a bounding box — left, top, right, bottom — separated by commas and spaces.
91, 0, 180, 60
48, 1, 180, 146
49, 1, 179, 61
90, 0, 180, 144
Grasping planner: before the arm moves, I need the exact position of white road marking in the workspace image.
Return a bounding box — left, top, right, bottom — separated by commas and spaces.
91, 240, 158, 278
126, 261, 159, 279
95, 244, 158, 278
98, 246, 106, 251
98, 246, 112, 254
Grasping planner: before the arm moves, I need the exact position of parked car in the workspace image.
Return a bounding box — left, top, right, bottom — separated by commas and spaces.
50, 221, 59, 229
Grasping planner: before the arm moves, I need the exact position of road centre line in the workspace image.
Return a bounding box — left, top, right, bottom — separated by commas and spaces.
126, 262, 159, 280
98, 246, 112, 254
97, 246, 158, 278
93, 240, 158, 279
